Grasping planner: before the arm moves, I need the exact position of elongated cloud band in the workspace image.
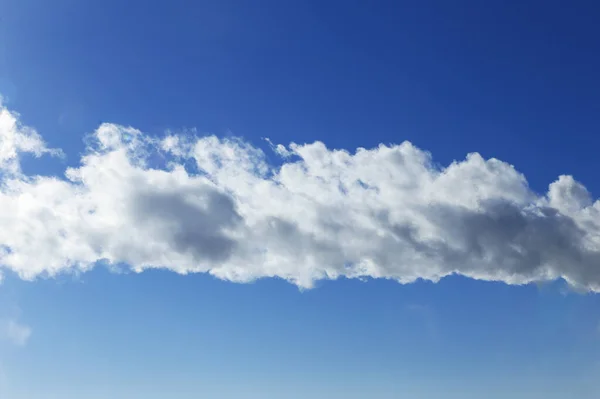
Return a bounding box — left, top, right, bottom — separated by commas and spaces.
1, 101, 600, 290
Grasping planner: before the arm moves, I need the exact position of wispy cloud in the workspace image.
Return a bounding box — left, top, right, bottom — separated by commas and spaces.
0, 98, 62, 175
0, 319, 31, 347
404, 304, 439, 341
1, 100, 600, 290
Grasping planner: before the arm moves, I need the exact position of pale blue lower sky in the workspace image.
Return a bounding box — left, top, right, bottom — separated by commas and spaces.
1, 270, 599, 398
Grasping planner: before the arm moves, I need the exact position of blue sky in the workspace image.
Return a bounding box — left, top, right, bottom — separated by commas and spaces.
1, 0, 600, 398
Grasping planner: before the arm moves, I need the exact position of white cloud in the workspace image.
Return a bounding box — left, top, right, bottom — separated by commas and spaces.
1, 101, 600, 290
0, 320, 31, 346
0, 98, 61, 175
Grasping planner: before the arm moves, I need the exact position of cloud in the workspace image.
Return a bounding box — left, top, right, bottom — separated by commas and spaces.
0, 320, 31, 346
0, 98, 61, 175
404, 304, 439, 341
1, 101, 600, 291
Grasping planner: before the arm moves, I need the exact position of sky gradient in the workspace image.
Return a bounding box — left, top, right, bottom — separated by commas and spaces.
1, 0, 600, 398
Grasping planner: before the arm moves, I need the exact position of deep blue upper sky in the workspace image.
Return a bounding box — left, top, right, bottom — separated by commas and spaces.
2, 0, 600, 190
1, 1, 600, 398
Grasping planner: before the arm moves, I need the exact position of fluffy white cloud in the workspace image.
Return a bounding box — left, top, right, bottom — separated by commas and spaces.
1, 101, 600, 290
0, 320, 31, 346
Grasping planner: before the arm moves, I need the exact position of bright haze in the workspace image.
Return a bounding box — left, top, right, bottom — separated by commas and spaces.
1, 1, 600, 398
